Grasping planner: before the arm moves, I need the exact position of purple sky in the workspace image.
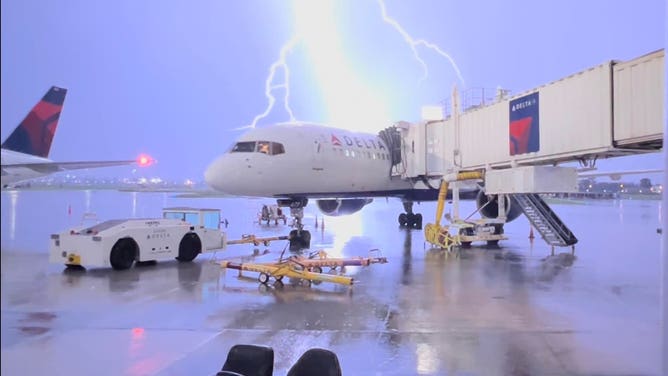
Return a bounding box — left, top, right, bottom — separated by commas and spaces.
1, 0, 665, 182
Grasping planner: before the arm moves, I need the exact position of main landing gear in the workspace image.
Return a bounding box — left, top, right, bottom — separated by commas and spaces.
278, 198, 311, 252
398, 201, 422, 229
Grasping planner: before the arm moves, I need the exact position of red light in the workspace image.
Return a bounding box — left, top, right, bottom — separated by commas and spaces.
137, 154, 153, 167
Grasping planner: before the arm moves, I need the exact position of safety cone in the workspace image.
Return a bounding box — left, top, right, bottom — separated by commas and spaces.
529, 226, 535, 241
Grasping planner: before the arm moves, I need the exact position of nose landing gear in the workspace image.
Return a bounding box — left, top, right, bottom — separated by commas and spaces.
277, 199, 312, 251
398, 201, 422, 229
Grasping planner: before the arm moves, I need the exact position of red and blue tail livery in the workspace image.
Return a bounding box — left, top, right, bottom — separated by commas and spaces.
1, 86, 151, 189
2, 86, 67, 158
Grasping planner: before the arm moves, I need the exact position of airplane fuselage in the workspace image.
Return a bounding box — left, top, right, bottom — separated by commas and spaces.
205, 123, 415, 199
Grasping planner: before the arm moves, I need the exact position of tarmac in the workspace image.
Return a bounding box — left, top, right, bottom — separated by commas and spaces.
0, 192, 663, 375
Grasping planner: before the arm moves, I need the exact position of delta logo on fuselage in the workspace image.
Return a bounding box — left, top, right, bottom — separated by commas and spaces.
331, 134, 386, 150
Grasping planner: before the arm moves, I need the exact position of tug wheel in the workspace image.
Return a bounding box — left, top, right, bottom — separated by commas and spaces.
258, 273, 270, 284
177, 233, 202, 262
110, 238, 138, 270
311, 266, 322, 274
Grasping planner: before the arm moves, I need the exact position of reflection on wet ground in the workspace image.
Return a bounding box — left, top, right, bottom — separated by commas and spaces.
0, 192, 663, 375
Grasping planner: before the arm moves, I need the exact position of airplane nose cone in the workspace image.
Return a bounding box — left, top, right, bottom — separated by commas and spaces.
204, 156, 226, 191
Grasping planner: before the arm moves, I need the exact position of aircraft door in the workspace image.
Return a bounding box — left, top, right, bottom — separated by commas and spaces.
312, 134, 326, 171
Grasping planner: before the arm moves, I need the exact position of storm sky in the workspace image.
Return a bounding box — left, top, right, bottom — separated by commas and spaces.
1, 0, 665, 182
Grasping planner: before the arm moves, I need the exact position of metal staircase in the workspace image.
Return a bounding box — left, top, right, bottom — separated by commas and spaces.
512, 193, 578, 247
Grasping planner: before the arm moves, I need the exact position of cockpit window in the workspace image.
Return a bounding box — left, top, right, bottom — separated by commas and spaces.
271, 142, 285, 155
230, 141, 285, 155
231, 141, 256, 152
257, 141, 271, 154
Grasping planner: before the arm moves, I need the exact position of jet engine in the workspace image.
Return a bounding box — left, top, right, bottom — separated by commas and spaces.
475, 190, 522, 222
316, 199, 373, 216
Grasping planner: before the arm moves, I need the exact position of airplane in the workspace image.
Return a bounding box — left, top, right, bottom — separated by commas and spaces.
204, 122, 519, 248
1, 86, 153, 189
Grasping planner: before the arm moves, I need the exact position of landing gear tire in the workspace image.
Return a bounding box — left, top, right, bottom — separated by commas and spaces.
176, 233, 202, 262
399, 213, 422, 229
398, 213, 408, 227
289, 229, 311, 251
110, 238, 137, 270
412, 213, 423, 230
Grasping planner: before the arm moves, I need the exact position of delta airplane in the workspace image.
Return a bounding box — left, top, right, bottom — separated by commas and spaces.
1, 86, 152, 189
204, 122, 515, 248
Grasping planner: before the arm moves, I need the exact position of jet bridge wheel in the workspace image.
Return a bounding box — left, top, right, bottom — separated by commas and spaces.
486, 224, 504, 247
110, 238, 138, 270
459, 227, 475, 248
177, 233, 202, 262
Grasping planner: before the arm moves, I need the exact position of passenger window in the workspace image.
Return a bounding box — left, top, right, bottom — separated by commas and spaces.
271, 142, 285, 155
231, 142, 256, 152
257, 141, 271, 154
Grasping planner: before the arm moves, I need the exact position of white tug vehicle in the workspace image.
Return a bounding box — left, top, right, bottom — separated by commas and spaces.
50, 207, 227, 270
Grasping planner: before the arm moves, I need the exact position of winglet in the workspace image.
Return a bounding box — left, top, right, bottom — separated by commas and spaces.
2, 86, 68, 158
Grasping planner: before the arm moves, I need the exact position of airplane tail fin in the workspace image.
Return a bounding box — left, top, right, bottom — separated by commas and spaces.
1, 86, 67, 158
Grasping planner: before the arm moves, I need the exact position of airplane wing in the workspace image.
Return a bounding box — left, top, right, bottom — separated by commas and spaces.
167, 190, 254, 199
4, 160, 138, 174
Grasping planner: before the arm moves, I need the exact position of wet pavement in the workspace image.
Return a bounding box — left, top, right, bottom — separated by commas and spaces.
0, 191, 663, 375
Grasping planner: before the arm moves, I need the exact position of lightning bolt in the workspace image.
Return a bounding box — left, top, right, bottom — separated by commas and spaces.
245, 35, 299, 129
377, 0, 465, 87
247, 1, 465, 130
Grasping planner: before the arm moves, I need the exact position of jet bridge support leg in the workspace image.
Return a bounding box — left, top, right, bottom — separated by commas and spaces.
398, 201, 423, 230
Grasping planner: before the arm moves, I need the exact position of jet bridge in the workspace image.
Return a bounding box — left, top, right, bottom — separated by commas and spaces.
398, 49, 664, 249
397, 49, 664, 178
